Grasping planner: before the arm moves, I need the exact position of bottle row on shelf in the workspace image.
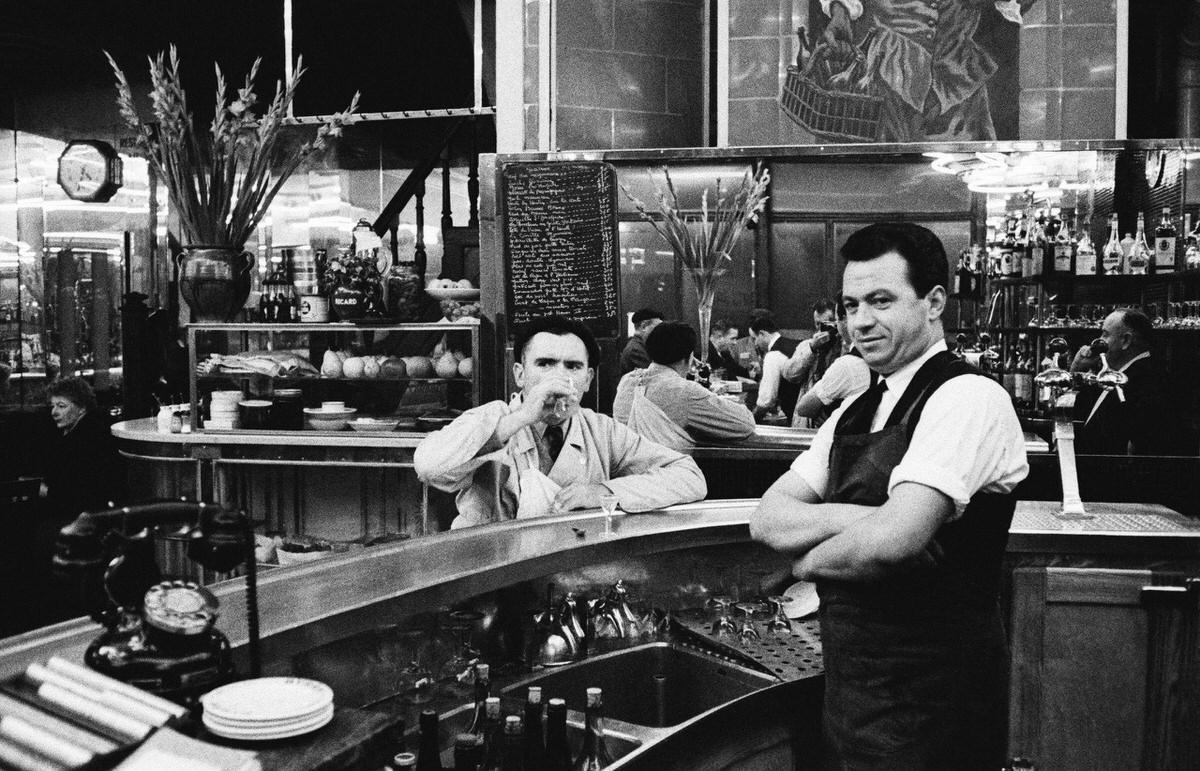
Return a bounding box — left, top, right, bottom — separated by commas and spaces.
952, 204, 1200, 301
952, 331, 1100, 420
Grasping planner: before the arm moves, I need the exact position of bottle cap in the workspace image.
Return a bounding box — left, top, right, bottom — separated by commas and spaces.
392, 751, 416, 768
586, 687, 603, 708
504, 715, 522, 734
527, 686, 542, 705
475, 663, 489, 680
485, 697, 501, 717
548, 697, 566, 710
455, 733, 482, 748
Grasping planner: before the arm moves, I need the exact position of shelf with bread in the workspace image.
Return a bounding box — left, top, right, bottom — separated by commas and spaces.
186, 322, 480, 433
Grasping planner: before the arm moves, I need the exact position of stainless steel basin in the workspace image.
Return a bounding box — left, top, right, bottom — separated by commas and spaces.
502, 641, 778, 728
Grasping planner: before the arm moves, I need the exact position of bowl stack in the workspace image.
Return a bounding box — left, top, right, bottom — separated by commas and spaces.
200, 677, 334, 741
304, 401, 357, 430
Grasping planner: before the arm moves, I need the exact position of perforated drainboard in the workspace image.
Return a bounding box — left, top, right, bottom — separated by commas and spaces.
1014, 509, 1200, 532
674, 614, 823, 682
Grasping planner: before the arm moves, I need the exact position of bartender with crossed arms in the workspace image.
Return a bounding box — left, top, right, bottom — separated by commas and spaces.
752, 223, 1028, 769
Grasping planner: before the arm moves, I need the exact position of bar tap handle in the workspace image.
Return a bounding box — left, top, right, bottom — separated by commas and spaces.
1086, 337, 1129, 402
1034, 337, 1089, 521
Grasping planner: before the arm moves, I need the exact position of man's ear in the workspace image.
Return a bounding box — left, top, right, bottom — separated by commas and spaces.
513, 361, 525, 390
926, 285, 947, 319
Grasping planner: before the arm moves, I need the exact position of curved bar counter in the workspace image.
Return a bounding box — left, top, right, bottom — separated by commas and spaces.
2, 499, 1199, 768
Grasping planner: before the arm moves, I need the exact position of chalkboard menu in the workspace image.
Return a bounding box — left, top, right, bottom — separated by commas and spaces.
501, 162, 621, 338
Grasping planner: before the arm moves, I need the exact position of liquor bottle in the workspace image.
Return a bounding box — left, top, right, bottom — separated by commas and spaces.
522, 688, 545, 771
544, 699, 572, 771
1017, 208, 1032, 277
1129, 213, 1151, 275
1101, 214, 1123, 275
1000, 215, 1017, 277
455, 733, 485, 771
496, 715, 525, 771
467, 664, 492, 736
954, 248, 972, 297
1184, 213, 1200, 270
479, 698, 503, 762
969, 244, 985, 300
1120, 231, 1135, 263
1155, 206, 1178, 273
1028, 210, 1046, 276
1002, 348, 1017, 401
1015, 339, 1034, 412
1074, 218, 1097, 276
418, 709, 445, 771
571, 688, 613, 771
1052, 208, 1074, 274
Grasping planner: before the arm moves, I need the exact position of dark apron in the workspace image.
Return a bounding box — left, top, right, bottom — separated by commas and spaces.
818, 351, 1015, 771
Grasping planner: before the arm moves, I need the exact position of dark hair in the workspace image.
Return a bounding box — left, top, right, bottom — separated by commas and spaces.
47, 376, 98, 412
710, 318, 736, 336
513, 315, 600, 368
812, 298, 836, 316
646, 321, 697, 365
631, 308, 664, 327
747, 309, 778, 334
840, 223, 948, 297
1117, 307, 1153, 346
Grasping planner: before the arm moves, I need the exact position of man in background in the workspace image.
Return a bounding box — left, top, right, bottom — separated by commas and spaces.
614, 320, 755, 453
749, 310, 801, 422
707, 319, 750, 379
1070, 307, 1168, 455
619, 308, 664, 373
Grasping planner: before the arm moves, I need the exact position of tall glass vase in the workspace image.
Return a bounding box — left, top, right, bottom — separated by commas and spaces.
692, 272, 720, 366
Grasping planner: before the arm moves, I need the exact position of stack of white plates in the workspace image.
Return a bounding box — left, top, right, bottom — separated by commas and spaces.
200, 677, 334, 741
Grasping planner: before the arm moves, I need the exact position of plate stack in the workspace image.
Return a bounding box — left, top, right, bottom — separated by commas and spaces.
200, 677, 334, 741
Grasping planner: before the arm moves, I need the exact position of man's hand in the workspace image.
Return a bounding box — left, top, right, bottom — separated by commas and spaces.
1070, 344, 1100, 374
821, 1, 855, 61
516, 376, 579, 427
554, 482, 612, 512
810, 330, 835, 352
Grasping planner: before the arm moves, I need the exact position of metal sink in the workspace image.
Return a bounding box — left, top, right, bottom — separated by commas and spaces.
502, 641, 778, 728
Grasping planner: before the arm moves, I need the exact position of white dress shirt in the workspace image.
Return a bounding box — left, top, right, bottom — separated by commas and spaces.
790, 339, 1029, 519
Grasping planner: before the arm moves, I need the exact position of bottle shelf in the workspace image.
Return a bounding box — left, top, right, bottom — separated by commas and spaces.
197, 374, 473, 383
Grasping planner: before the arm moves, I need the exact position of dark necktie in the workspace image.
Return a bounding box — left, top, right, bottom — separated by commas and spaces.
545, 424, 565, 464
856, 378, 888, 427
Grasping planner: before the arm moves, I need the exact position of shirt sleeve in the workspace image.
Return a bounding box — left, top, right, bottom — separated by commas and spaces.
756, 350, 787, 409
780, 340, 815, 383
601, 418, 708, 511
889, 375, 1029, 519
414, 400, 511, 492
684, 382, 756, 441
812, 355, 871, 405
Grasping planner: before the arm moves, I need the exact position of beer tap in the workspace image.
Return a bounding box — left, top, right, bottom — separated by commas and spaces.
1033, 337, 1128, 521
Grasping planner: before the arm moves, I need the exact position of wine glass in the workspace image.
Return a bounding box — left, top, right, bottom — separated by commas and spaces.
710, 595, 736, 639
734, 602, 762, 646
395, 627, 435, 704
436, 610, 482, 693
599, 493, 620, 537
766, 595, 794, 636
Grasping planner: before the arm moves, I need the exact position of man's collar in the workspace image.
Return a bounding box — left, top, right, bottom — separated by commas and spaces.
1115, 350, 1150, 372
879, 339, 948, 397
646, 362, 683, 378
764, 331, 781, 349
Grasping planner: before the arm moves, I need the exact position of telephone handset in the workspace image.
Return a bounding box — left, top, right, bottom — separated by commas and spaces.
53, 500, 251, 704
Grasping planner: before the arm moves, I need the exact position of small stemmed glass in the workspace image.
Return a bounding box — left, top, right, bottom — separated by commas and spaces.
734, 602, 762, 646
766, 595, 794, 636
710, 595, 736, 639
599, 493, 620, 537
436, 609, 483, 693
395, 626, 435, 704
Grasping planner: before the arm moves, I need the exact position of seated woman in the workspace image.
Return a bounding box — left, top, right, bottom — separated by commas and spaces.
614, 321, 756, 454
40, 377, 126, 523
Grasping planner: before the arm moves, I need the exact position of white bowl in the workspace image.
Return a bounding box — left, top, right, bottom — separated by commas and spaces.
303, 406, 356, 430
349, 417, 400, 432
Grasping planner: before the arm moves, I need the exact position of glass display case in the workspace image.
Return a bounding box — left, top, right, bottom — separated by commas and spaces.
186, 322, 481, 433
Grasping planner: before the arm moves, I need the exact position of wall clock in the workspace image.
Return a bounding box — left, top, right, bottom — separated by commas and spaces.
57, 140, 123, 202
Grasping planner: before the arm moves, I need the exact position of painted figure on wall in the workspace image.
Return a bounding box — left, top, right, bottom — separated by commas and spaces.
784, 0, 1026, 142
